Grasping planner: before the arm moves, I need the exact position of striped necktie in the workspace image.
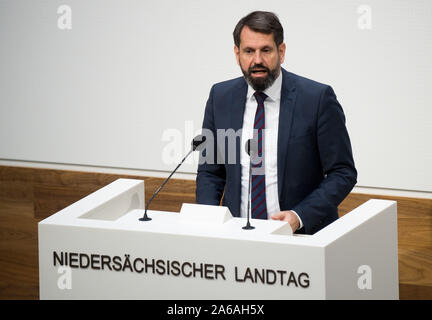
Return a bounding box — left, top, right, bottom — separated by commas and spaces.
251, 91, 268, 220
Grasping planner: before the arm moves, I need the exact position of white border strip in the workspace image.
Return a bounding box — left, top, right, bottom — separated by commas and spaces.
352, 186, 432, 199
0, 159, 197, 180
1, 159, 431, 199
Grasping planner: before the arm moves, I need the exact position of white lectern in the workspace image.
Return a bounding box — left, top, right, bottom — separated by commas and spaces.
38, 179, 398, 299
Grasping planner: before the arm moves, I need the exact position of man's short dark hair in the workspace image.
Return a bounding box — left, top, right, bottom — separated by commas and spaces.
233, 11, 284, 47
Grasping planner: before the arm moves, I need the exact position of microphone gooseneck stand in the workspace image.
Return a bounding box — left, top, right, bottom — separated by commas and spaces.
242, 158, 254, 230
139, 135, 206, 222
139, 149, 193, 222
242, 139, 255, 230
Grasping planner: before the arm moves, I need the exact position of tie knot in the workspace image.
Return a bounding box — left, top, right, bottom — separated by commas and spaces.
254, 91, 267, 104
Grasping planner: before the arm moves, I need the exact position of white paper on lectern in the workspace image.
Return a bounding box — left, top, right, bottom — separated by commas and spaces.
179, 203, 232, 224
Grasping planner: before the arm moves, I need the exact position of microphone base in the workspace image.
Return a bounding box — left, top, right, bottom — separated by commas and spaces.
242, 222, 255, 230
138, 215, 152, 222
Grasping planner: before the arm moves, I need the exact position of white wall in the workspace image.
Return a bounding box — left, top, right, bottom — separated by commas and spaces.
0, 0, 431, 192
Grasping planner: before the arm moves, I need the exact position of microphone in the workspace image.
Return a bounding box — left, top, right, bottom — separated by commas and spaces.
242, 138, 257, 230
191, 134, 207, 151
245, 138, 258, 158
139, 134, 207, 222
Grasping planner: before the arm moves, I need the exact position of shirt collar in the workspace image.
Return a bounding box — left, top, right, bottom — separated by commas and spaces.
246, 70, 282, 102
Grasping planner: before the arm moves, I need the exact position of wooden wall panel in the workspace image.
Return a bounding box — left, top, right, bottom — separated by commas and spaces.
0, 165, 431, 299
0, 196, 39, 300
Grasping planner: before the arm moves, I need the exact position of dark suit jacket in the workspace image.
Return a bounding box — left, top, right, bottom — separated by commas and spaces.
196, 68, 357, 234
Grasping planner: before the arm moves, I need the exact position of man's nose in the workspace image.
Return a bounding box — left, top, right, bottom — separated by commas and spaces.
253, 51, 264, 64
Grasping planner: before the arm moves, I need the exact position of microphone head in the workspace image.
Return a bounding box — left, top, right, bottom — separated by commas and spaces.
191, 134, 207, 151
245, 138, 258, 157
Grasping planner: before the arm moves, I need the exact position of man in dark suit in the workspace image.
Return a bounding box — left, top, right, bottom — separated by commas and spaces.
196, 11, 357, 235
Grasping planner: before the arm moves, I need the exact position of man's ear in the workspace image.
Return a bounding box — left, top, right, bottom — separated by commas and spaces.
234, 45, 240, 66
279, 42, 286, 64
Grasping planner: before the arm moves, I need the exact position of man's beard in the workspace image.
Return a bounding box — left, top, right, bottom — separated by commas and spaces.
241, 62, 280, 92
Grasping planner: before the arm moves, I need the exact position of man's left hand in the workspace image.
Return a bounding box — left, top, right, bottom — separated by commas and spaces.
270, 210, 300, 232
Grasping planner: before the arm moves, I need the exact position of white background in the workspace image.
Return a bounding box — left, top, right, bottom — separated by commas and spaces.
0, 0, 431, 192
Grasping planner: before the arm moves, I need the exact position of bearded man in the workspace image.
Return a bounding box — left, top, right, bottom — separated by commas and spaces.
196, 11, 357, 235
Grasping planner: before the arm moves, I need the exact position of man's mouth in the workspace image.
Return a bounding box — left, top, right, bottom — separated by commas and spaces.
250, 69, 268, 77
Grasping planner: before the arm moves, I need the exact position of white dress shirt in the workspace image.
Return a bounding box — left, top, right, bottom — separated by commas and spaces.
239, 73, 304, 229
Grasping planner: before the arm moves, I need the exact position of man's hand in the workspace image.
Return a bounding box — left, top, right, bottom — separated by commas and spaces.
270, 210, 300, 232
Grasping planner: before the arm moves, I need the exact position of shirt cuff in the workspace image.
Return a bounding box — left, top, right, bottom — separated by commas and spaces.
291, 210, 304, 230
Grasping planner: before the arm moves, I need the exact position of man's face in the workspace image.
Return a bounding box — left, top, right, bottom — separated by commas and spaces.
235, 26, 286, 91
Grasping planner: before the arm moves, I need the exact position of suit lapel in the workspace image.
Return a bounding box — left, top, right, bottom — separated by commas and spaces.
230, 80, 248, 132
230, 79, 248, 217
277, 69, 297, 198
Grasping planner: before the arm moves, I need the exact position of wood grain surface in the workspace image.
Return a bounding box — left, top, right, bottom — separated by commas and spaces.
0, 165, 431, 299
